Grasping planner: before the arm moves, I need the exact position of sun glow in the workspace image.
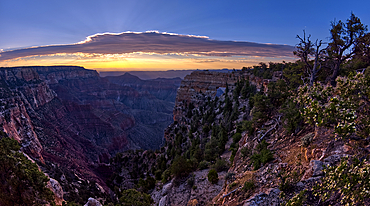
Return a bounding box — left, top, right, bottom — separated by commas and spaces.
0, 51, 294, 71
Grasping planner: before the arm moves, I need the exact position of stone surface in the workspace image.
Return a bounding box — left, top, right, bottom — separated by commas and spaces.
311, 160, 324, 177
152, 169, 226, 206
323, 154, 343, 167
296, 181, 305, 187
84, 197, 102, 206
243, 188, 281, 206
162, 181, 173, 195
158, 195, 168, 206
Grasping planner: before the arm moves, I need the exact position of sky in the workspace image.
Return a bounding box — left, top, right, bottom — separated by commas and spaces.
1, 0, 370, 71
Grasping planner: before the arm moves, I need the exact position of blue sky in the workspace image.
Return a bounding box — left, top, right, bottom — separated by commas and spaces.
0, 0, 369, 70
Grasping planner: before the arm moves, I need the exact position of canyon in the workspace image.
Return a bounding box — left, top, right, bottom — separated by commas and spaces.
1, 65, 364, 205
0, 66, 179, 202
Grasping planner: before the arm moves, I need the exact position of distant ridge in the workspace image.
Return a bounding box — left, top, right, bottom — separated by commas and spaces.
104, 72, 182, 102
99, 69, 234, 80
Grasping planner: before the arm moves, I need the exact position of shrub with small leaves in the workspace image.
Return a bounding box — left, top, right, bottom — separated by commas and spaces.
211, 158, 228, 172
243, 181, 255, 192
283, 189, 307, 206
296, 73, 370, 139
119, 189, 153, 206
229, 182, 237, 189
240, 145, 252, 158
198, 160, 209, 170
207, 169, 219, 184
313, 158, 370, 205
232, 133, 242, 143
250, 140, 274, 170
300, 133, 314, 147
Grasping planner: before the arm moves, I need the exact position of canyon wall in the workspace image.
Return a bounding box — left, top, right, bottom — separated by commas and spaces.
0, 66, 177, 195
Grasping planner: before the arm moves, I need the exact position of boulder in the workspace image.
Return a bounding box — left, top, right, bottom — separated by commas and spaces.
84, 197, 102, 206
243, 188, 280, 206
310, 160, 324, 177
323, 154, 342, 167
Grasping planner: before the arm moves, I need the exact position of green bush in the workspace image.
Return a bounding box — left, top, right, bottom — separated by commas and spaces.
241, 79, 256, 99
284, 189, 307, 206
161, 169, 171, 183
296, 73, 370, 139
137, 176, 156, 193
232, 133, 242, 143
229, 182, 237, 188
267, 80, 289, 108
240, 146, 252, 158
225, 172, 235, 182
229, 148, 237, 163
119, 189, 153, 206
278, 172, 296, 192
250, 140, 274, 170
280, 99, 303, 134
211, 158, 228, 172
155, 170, 162, 180
204, 140, 219, 162
170, 156, 192, 178
203, 125, 210, 135
252, 93, 274, 127
242, 120, 254, 136
198, 160, 209, 170
207, 169, 219, 184
243, 181, 255, 192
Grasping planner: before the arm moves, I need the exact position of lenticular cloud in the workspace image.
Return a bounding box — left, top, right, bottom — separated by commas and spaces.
0, 31, 295, 61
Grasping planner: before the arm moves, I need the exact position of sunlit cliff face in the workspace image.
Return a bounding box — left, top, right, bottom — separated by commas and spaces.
0, 31, 296, 71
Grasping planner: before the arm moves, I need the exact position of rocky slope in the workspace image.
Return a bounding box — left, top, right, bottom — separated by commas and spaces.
0, 67, 55, 160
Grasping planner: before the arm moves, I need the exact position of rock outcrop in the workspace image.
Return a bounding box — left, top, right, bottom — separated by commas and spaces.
151, 169, 227, 206
84, 197, 102, 206
172, 70, 278, 122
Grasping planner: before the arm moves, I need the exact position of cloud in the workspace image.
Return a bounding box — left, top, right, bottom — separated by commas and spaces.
0, 31, 295, 61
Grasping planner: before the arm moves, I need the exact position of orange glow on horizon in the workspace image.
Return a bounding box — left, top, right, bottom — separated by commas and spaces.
0, 52, 295, 71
